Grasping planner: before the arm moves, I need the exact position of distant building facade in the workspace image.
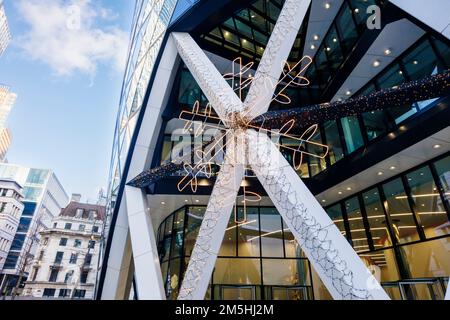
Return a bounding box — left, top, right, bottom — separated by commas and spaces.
0, 127, 11, 162
0, 86, 16, 162
0, 164, 69, 296
0, 179, 24, 271
23, 200, 106, 299
0, 0, 11, 57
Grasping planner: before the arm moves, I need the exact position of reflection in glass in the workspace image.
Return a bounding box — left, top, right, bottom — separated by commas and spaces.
406, 166, 450, 238
359, 248, 400, 284
262, 259, 310, 286
166, 258, 181, 300
219, 214, 237, 257
326, 204, 347, 239
184, 207, 205, 256
362, 189, 392, 248
214, 258, 261, 285
323, 120, 344, 164
260, 208, 283, 257
376, 64, 416, 123
403, 39, 439, 81
363, 110, 391, 141
237, 208, 260, 257
382, 178, 420, 243
345, 197, 368, 252
170, 209, 185, 259
336, 2, 358, 53
308, 128, 327, 176
434, 156, 450, 215
340, 116, 364, 153
283, 220, 303, 259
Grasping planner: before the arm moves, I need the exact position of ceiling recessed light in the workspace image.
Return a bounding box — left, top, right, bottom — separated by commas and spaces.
377, 171, 384, 176
184, 199, 188, 202
310, 44, 316, 50
338, 191, 343, 195
325, 2, 331, 9
321, 199, 326, 203
373, 60, 381, 67
413, 60, 418, 65
242, 39, 247, 43
433, 144, 441, 149
251, 14, 256, 18
326, 47, 331, 52
333, 37, 337, 43
346, 187, 352, 191
224, 31, 229, 36
345, 90, 352, 96
399, 70, 403, 75
161, 201, 166, 205
389, 166, 396, 170
354, 8, 359, 13
384, 48, 391, 55
313, 34, 320, 41
195, 199, 200, 203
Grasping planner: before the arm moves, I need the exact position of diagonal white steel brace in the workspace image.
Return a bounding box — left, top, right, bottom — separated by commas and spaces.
246, 129, 390, 300
172, 32, 244, 120
243, 0, 311, 120
177, 131, 246, 300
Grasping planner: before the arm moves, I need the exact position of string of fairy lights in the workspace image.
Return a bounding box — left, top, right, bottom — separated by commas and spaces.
128, 69, 450, 190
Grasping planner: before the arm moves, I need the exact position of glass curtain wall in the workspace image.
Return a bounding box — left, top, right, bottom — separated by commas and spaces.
157, 153, 450, 300
157, 206, 313, 300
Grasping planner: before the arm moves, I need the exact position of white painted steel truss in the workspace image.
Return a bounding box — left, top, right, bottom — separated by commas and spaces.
172, 0, 390, 300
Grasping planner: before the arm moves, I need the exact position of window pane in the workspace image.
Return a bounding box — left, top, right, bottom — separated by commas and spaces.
376, 64, 416, 123
434, 155, 450, 210
262, 259, 310, 286
401, 238, 450, 278
362, 110, 391, 141
340, 116, 364, 153
336, 3, 358, 53
345, 197, 368, 252
406, 166, 450, 238
307, 128, 327, 176
166, 258, 181, 300
170, 209, 185, 259
26, 169, 49, 185
11, 234, 26, 251
283, 220, 304, 258
214, 258, 261, 285
359, 248, 400, 283
164, 215, 173, 236
350, 0, 377, 25
323, 120, 344, 164
219, 213, 236, 257
362, 189, 392, 248
382, 178, 420, 243
260, 207, 283, 257
431, 36, 450, 69
17, 217, 32, 233
281, 137, 309, 178
403, 39, 439, 81
324, 25, 343, 73
184, 206, 205, 256
161, 136, 172, 164
326, 204, 347, 239
237, 207, 260, 257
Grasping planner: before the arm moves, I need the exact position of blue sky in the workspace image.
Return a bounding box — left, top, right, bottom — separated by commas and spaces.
0, 0, 135, 203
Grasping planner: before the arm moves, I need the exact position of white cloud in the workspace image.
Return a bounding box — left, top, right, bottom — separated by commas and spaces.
16, 0, 129, 76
